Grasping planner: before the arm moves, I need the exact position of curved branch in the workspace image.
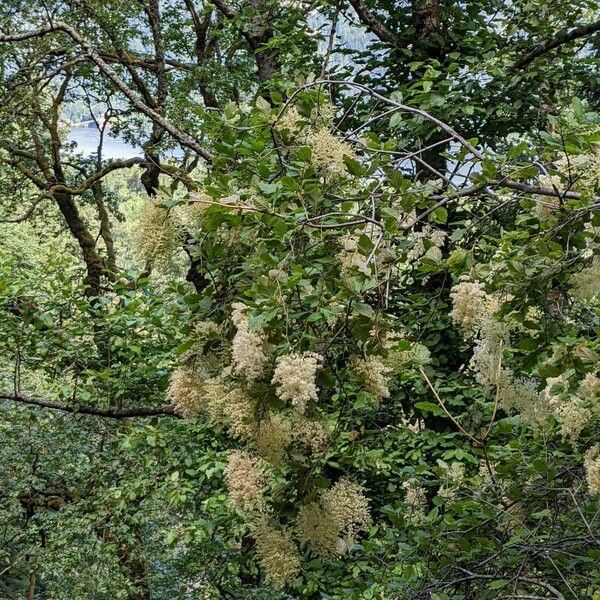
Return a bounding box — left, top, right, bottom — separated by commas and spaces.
515, 18, 600, 69
0, 391, 178, 419
51, 158, 145, 195
0, 23, 213, 161
454, 568, 565, 600
0, 191, 49, 223
282, 79, 483, 159
347, 0, 401, 46
207, 0, 236, 20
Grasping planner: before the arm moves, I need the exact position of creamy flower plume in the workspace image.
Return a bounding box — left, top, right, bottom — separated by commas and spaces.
451, 285, 550, 430
253, 520, 301, 589
272, 352, 323, 414
296, 478, 371, 556
224, 450, 266, 512
135, 201, 182, 263
407, 225, 446, 264
351, 356, 391, 398
276, 106, 302, 134
254, 414, 291, 465
570, 258, 600, 301
450, 280, 487, 331
437, 461, 465, 503
306, 128, 355, 178
222, 388, 255, 440
201, 375, 231, 419
584, 445, 600, 496
292, 416, 329, 453
579, 372, 600, 398
231, 303, 268, 382
498, 371, 549, 429
544, 374, 597, 442
295, 501, 337, 556
553, 396, 590, 442
167, 368, 204, 418
402, 478, 427, 521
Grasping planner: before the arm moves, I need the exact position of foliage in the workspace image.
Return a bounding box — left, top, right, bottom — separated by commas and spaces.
0, 1, 600, 599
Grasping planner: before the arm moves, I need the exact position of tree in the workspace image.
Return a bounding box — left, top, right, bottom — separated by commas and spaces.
1, 1, 600, 598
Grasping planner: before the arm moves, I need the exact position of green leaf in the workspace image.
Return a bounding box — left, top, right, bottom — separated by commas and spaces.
430, 207, 448, 224
357, 234, 375, 255
414, 401, 445, 416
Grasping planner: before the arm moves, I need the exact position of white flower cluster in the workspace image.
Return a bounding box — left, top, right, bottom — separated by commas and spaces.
296, 478, 372, 556
570, 257, 600, 301
437, 461, 465, 503
306, 128, 355, 179
553, 148, 600, 194
450, 281, 488, 331
584, 445, 600, 496
579, 372, 600, 398
253, 520, 301, 589
135, 200, 184, 264
499, 372, 548, 429
292, 415, 329, 452
554, 396, 590, 442
254, 415, 291, 465
400, 416, 422, 434
407, 225, 446, 264
276, 106, 303, 134
544, 372, 600, 442
224, 450, 266, 513
469, 327, 505, 390
451, 283, 551, 429
272, 352, 323, 414
167, 368, 204, 418
231, 303, 268, 382
351, 356, 391, 398
402, 478, 426, 521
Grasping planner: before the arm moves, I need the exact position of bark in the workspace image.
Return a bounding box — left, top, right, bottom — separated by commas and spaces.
0, 390, 178, 419
209, 0, 280, 83
92, 183, 117, 275
515, 18, 600, 69
411, 0, 447, 180
54, 192, 105, 296
347, 0, 400, 46
184, 0, 220, 107
27, 572, 35, 600
412, 0, 442, 60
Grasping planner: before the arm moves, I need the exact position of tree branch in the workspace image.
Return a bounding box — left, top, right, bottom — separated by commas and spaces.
515, 18, 600, 69
207, 0, 236, 20
0, 391, 178, 419
207, 0, 280, 82
0, 23, 213, 161
347, 0, 401, 46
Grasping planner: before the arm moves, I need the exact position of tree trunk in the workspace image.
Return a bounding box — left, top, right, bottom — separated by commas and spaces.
54, 192, 104, 296
411, 0, 448, 180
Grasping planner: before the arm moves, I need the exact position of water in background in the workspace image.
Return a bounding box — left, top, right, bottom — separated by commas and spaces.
67, 127, 140, 159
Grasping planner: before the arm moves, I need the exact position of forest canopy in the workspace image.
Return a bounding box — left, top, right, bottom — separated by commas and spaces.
1, 0, 600, 598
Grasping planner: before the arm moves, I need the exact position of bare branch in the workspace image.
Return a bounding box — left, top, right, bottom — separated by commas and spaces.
515, 18, 600, 69
0, 391, 178, 419
207, 0, 236, 20
0, 192, 50, 223
347, 0, 401, 46
0, 23, 213, 161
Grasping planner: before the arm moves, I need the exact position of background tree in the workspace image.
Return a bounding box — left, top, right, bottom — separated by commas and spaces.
0, 1, 600, 598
